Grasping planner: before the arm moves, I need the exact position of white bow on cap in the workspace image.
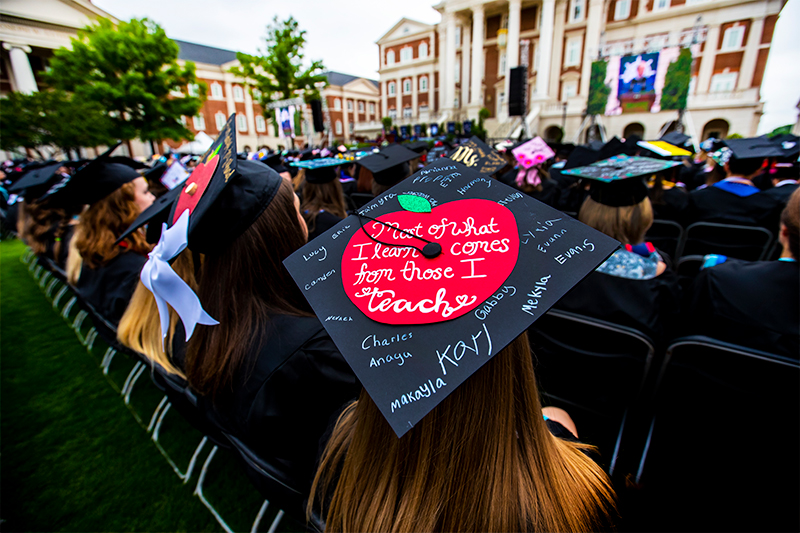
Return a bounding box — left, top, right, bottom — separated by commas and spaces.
140, 209, 218, 349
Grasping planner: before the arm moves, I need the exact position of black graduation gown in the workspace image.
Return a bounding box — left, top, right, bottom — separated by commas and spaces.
687, 185, 783, 229
43, 223, 75, 269
650, 187, 689, 224
761, 182, 798, 206
688, 259, 799, 358
76, 250, 146, 325
528, 179, 560, 207
308, 210, 343, 241
198, 315, 360, 494
553, 268, 681, 344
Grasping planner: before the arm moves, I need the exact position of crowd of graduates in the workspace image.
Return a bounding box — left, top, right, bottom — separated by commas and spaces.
1, 115, 797, 532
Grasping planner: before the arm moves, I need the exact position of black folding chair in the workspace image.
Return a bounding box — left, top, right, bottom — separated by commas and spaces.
675, 222, 773, 261
646, 219, 684, 265
527, 309, 656, 475
631, 336, 799, 532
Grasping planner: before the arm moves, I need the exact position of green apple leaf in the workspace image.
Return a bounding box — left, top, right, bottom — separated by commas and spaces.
398, 194, 432, 213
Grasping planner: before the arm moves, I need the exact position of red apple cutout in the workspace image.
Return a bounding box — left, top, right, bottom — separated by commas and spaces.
172, 144, 221, 224
342, 196, 519, 324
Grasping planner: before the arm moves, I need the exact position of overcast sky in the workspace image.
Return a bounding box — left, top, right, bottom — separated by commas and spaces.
94, 0, 800, 135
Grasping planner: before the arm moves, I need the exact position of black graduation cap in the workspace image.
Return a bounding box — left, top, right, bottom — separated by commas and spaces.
660, 131, 692, 148
724, 138, 783, 160
562, 155, 681, 207
587, 139, 604, 151
42, 143, 142, 207
261, 153, 283, 169
291, 157, 341, 184
770, 134, 799, 158
405, 140, 430, 154
358, 144, 417, 186
165, 114, 283, 255
563, 146, 600, 170
299, 149, 318, 161
447, 136, 507, 175
116, 184, 183, 245
108, 156, 148, 169
144, 161, 168, 183
8, 162, 68, 199
283, 158, 620, 437
597, 137, 625, 160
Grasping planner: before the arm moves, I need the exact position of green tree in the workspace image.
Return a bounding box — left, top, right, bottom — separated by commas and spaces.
768, 124, 793, 138
382, 116, 393, 132
45, 18, 204, 148
231, 16, 327, 132
661, 47, 692, 111
587, 60, 611, 116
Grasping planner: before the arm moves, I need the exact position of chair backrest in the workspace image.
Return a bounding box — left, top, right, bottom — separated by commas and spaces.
350, 193, 374, 209
635, 336, 799, 532
528, 309, 656, 470
645, 219, 684, 263
675, 221, 773, 261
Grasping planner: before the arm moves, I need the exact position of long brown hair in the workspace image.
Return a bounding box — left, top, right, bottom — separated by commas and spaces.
301, 179, 347, 234
310, 334, 616, 532
579, 196, 653, 245
184, 179, 312, 398
74, 181, 151, 268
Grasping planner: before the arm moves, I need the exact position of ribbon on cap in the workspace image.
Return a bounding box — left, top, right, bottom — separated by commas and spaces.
515, 167, 541, 188
140, 209, 219, 349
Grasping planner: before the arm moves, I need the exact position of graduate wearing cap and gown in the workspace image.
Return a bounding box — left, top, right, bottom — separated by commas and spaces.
44, 146, 155, 325
133, 116, 359, 511
635, 141, 692, 223
358, 144, 417, 196
688, 139, 785, 229
293, 158, 348, 241
556, 156, 682, 342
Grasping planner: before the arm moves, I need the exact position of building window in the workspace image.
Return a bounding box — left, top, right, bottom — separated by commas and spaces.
419, 105, 429, 113
565, 37, 582, 67
388, 108, 397, 119
569, 0, 584, 22
187, 83, 200, 97
614, 0, 631, 20
419, 42, 428, 58
498, 51, 507, 76
420, 76, 428, 91
388, 82, 396, 96
358, 101, 365, 112
347, 100, 353, 111
710, 72, 738, 93
334, 98, 342, 110
403, 79, 412, 94
335, 120, 343, 134
369, 102, 375, 114
210, 82, 223, 99
387, 50, 395, 65
349, 122, 354, 133
564, 80, 578, 99
455, 61, 461, 83
455, 25, 462, 46
180, 115, 187, 126
721, 25, 745, 51
215, 112, 226, 131
454, 96, 460, 108
252, 88, 262, 100
255, 115, 266, 132
400, 47, 413, 62
403, 106, 413, 118
233, 86, 244, 102
193, 114, 206, 131
653, 0, 670, 11
237, 114, 247, 132
170, 87, 183, 97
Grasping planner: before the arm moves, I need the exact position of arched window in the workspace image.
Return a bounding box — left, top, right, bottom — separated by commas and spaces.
233, 86, 244, 102
193, 114, 206, 131
255, 115, 266, 132
420, 76, 428, 91
237, 114, 247, 132
334, 98, 342, 110
387, 50, 395, 65
210, 82, 223, 99
335, 120, 343, 135
388, 82, 396, 96
403, 79, 411, 94
215, 112, 226, 131
419, 42, 428, 58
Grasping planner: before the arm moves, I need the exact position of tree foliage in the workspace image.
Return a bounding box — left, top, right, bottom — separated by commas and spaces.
587, 60, 611, 116
0, 90, 114, 154
45, 18, 204, 142
230, 16, 327, 120
661, 47, 692, 111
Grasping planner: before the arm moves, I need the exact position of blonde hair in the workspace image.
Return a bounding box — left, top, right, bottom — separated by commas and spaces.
579, 196, 653, 245
310, 334, 616, 532
117, 250, 198, 377
66, 226, 83, 284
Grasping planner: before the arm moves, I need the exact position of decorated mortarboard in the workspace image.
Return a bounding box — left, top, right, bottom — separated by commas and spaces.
510, 137, 556, 188
700, 137, 722, 153
358, 144, 417, 186
447, 136, 507, 176
770, 134, 799, 158
637, 140, 692, 158
291, 157, 342, 184
138, 114, 283, 347
660, 131, 692, 148
563, 155, 680, 207
283, 158, 620, 437
8, 162, 69, 199
709, 147, 732, 166
724, 138, 783, 160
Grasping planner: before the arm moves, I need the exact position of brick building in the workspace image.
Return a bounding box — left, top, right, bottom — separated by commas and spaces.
317, 71, 382, 143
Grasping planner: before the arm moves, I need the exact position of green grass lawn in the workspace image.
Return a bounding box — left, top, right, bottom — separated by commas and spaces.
0, 239, 298, 532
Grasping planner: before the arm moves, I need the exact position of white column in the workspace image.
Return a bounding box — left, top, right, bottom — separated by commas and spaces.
549, 0, 566, 99
470, 4, 485, 112
342, 92, 350, 141
437, 24, 447, 113
428, 69, 435, 118
412, 76, 418, 119
697, 25, 720, 93
381, 80, 388, 119
538, 0, 556, 98
224, 80, 236, 115
461, 17, 471, 111
3, 44, 37, 94
445, 12, 457, 111
580, 0, 605, 97
738, 17, 764, 90
395, 79, 402, 122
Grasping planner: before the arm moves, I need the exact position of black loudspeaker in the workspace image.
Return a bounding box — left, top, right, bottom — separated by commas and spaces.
310, 99, 324, 132
509, 66, 527, 117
